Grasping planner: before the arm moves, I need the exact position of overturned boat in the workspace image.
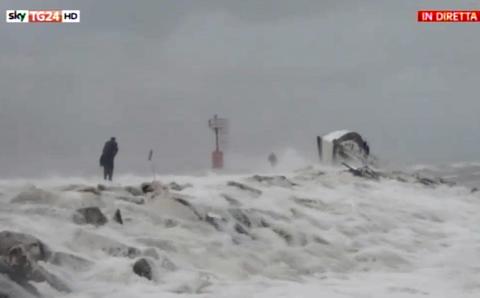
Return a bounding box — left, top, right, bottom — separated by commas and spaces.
317, 130, 371, 164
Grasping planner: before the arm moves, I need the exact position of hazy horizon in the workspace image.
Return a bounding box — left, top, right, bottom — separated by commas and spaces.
1, 0, 479, 178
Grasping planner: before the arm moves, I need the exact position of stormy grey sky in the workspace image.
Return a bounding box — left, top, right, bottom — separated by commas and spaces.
1, 0, 479, 177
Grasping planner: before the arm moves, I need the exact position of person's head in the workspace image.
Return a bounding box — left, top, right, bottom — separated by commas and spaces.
110, 137, 116, 142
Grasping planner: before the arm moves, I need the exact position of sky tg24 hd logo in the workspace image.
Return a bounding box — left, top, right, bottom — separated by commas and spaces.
6, 10, 80, 23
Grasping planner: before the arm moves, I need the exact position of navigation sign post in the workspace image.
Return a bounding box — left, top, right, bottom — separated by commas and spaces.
208, 115, 228, 169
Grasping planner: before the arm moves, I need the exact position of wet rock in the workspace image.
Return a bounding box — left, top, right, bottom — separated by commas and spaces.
472, 187, 478, 193
227, 209, 252, 236
142, 181, 170, 198
133, 258, 152, 280
124, 186, 143, 196
73, 207, 108, 227
294, 166, 325, 178
0, 274, 37, 298
413, 175, 455, 187
415, 175, 437, 186
0, 231, 51, 262
173, 197, 202, 220
272, 227, 293, 244
377, 170, 455, 187
292, 197, 327, 210
105, 246, 141, 258
234, 223, 249, 235
28, 264, 71, 293
437, 177, 456, 187
259, 219, 271, 228
0, 258, 41, 297
48, 252, 92, 271
168, 182, 193, 191
72, 230, 140, 258
227, 181, 262, 196
228, 209, 252, 228
0, 232, 70, 295
342, 163, 381, 180
313, 236, 330, 245
10, 188, 58, 205
97, 184, 107, 191
205, 212, 226, 231
392, 174, 409, 183
221, 194, 241, 206
164, 218, 178, 228
113, 209, 123, 224
115, 195, 145, 205
141, 183, 155, 194
61, 185, 100, 195
250, 175, 296, 187
253, 209, 290, 221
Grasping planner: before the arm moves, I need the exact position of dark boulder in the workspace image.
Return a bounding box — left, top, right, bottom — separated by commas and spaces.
234, 223, 249, 235
141, 183, 155, 194
272, 227, 293, 244
168, 182, 193, 191
133, 258, 152, 280
0, 231, 51, 262
124, 186, 143, 197
0, 232, 71, 296
413, 175, 455, 187
250, 175, 296, 187
0, 247, 41, 296
228, 209, 252, 228
415, 175, 437, 186
342, 163, 381, 180
73, 207, 108, 227
204, 213, 226, 231
113, 209, 123, 225
0, 274, 37, 298
221, 194, 241, 206
105, 246, 141, 259
227, 181, 262, 196
292, 197, 327, 210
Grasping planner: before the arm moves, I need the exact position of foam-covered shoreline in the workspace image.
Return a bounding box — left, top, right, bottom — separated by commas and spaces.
0, 165, 479, 297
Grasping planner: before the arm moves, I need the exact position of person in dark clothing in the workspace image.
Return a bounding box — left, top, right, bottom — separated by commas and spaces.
268, 152, 278, 167
100, 137, 118, 181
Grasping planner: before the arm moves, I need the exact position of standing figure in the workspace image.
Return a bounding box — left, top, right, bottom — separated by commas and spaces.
268, 152, 278, 167
100, 137, 118, 181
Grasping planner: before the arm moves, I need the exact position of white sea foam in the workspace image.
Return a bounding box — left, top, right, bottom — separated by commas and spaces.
0, 164, 479, 297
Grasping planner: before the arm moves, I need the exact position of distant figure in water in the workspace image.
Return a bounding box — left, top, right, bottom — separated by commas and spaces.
100, 137, 118, 181
268, 152, 278, 167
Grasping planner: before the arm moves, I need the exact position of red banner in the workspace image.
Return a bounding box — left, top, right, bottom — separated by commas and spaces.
418, 10, 480, 22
